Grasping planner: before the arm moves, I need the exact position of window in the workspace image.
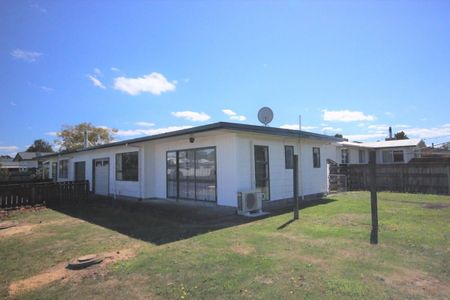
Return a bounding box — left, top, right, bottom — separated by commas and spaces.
393, 150, 404, 162
51, 162, 58, 180
74, 161, 86, 181
59, 160, 68, 178
359, 150, 366, 164
166, 147, 217, 202
116, 151, 138, 181
284, 145, 294, 169
313, 147, 321, 168
382, 150, 393, 163
341, 149, 349, 164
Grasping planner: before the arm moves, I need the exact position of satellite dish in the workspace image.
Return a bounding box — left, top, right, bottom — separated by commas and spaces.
258, 107, 274, 126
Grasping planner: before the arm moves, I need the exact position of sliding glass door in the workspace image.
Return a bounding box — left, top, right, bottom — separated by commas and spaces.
166, 147, 216, 202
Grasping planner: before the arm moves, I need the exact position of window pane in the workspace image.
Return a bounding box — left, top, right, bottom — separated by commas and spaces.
382, 151, 392, 163
285, 146, 294, 169
313, 147, 321, 168
116, 152, 138, 181
393, 151, 404, 162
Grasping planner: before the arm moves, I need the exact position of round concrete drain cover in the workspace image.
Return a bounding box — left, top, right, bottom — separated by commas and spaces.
67, 254, 104, 270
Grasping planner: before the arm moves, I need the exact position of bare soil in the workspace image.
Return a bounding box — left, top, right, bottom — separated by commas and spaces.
8, 246, 139, 296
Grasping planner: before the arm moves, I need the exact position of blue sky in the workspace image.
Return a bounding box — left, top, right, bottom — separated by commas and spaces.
1, 1, 450, 155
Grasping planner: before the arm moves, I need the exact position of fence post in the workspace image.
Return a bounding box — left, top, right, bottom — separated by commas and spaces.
369, 150, 378, 245
293, 154, 299, 220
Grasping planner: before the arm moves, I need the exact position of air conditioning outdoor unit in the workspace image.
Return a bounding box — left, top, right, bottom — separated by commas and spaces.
237, 191, 265, 217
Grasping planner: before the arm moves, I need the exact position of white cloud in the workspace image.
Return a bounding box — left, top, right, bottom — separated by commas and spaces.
322, 126, 343, 133
114, 72, 176, 96
171, 111, 210, 122
404, 125, 450, 139
222, 109, 237, 116
46, 131, 58, 136
87, 75, 106, 89
385, 111, 394, 117
40, 86, 54, 93
0, 146, 19, 152
345, 133, 386, 141
394, 124, 411, 129
111, 67, 120, 72
11, 49, 42, 62
280, 124, 317, 131
230, 115, 247, 121
322, 109, 375, 122
93, 68, 102, 76
222, 109, 246, 121
116, 125, 193, 137
10, 101, 16, 106
30, 3, 47, 13
135, 121, 155, 127
368, 124, 389, 131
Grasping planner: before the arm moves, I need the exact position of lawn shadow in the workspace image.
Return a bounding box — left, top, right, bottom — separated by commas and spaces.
49, 196, 336, 245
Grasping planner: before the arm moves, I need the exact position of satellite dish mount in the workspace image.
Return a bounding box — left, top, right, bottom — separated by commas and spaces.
258, 107, 274, 126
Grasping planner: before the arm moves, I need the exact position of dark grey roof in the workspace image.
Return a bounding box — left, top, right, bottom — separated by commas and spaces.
14, 152, 54, 161
36, 122, 343, 159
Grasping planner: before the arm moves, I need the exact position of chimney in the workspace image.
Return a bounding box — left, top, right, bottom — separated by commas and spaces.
388, 126, 392, 139
83, 130, 88, 149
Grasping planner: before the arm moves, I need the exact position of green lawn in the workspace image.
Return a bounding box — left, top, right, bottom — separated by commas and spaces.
1, 192, 449, 299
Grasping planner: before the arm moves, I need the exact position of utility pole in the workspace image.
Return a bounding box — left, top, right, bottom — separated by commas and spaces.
293, 154, 299, 220
369, 150, 378, 244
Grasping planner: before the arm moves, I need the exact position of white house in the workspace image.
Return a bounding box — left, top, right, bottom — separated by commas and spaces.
336, 139, 425, 165
39, 122, 341, 207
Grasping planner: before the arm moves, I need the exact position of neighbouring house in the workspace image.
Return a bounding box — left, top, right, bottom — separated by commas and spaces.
336, 138, 426, 165
37, 122, 341, 207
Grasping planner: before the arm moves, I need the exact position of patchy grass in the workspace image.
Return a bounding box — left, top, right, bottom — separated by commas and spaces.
0, 192, 449, 299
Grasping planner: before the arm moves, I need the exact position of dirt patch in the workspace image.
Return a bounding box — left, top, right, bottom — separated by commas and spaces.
422, 203, 449, 210
230, 243, 255, 255
8, 246, 139, 296
0, 220, 18, 230
379, 268, 450, 298
0, 218, 84, 238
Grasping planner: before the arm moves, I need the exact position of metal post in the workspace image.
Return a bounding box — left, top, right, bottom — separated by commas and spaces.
293, 154, 299, 220
369, 151, 378, 244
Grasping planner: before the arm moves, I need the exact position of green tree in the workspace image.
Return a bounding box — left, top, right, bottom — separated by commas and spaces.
334, 133, 343, 138
26, 139, 54, 152
394, 131, 409, 140
55, 122, 117, 151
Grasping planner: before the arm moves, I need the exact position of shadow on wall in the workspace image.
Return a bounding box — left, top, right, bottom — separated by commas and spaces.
49, 196, 336, 246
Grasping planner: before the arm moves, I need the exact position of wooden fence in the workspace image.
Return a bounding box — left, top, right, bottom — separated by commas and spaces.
345, 163, 450, 195
0, 181, 89, 210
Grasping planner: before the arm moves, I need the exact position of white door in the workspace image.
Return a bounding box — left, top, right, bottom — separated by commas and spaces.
94, 159, 109, 196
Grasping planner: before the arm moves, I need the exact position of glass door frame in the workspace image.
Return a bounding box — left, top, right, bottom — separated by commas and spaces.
254, 145, 271, 201
166, 146, 217, 203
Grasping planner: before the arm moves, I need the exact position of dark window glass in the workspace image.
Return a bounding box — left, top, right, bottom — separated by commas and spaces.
116, 151, 138, 181
285, 145, 294, 169
74, 161, 86, 181
393, 150, 404, 162
52, 162, 58, 180
313, 147, 321, 168
359, 150, 366, 164
59, 160, 68, 178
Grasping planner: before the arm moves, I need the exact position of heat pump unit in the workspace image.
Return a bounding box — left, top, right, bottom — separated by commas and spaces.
237, 191, 264, 216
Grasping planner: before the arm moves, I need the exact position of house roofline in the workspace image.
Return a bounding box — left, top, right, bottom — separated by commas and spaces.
36, 122, 344, 159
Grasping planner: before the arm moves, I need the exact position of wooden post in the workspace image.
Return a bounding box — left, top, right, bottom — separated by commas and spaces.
293, 154, 299, 220
369, 151, 378, 244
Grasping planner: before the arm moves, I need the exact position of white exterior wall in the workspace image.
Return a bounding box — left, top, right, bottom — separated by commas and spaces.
235, 133, 334, 203
336, 146, 417, 165
51, 144, 146, 198
47, 129, 336, 207
151, 130, 238, 206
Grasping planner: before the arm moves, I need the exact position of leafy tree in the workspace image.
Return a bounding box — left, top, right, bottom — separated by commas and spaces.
394, 131, 409, 140
26, 139, 54, 153
55, 122, 118, 151
334, 133, 343, 138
